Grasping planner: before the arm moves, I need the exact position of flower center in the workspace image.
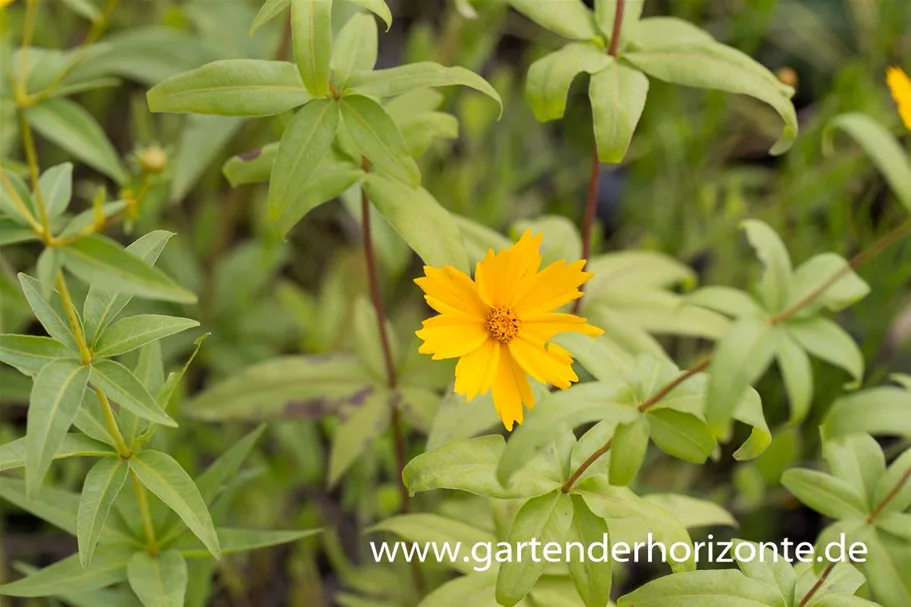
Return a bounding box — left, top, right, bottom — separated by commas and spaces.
486, 306, 520, 343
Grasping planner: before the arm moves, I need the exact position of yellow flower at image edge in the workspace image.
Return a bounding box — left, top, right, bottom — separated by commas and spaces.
0, 0, 16, 7
415, 231, 603, 431
887, 66, 911, 130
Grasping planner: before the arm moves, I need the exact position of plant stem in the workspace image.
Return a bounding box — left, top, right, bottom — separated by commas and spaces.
574, 0, 625, 315
773, 220, 911, 325
562, 439, 612, 493
16, 0, 38, 99
561, 220, 910, 494
130, 469, 159, 556
867, 465, 911, 523
0, 165, 44, 236
94, 387, 131, 458
56, 271, 92, 365
17, 110, 49, 230
796, 562, 835, 607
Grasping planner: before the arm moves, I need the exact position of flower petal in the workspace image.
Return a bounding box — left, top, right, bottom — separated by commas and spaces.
454, 337, 499, 400
519, 312, 604, 342
475, 231, 543, 308
417, 320, 488, 360
512, 258, 594, 314
887, 67, 911, 131
491, 346, 535, 431
415, 265, 488, 318
509, 336, 579, 390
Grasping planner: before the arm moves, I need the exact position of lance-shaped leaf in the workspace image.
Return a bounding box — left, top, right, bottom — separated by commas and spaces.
0, 546, 133, 597
0, 169, 36, 223
38, 162, 73, 217
496, 490, 574, 607
147, 60, 312, 116
362, 173, 470, 272
267, 98, 340, 221
83, 230, 174, 345
609, 415, 649, 486
568, 495, 612, 607
346, 63, 502, 113
786, 317, 864, 389
404, 435, 563, 499
345, 0, 392, 30
741, 219, 793, 313
508, 0, 599, 40
873, 448, 911, 515
18, 273, 81, 352
415, 574, 499, 607
332, 13, 379, 86
826, 113, 911, 214
61, 235, 196, 304
170, 114, 245, 203
782, 468, 869, 519
785, 253, 870, 318
223, 142, 278, 186
89, 360, 176, 426
130, 450, 221, 559
647, 408, 715, 464
624, 41, 798, 154
327, 390, 392, 486
94, 315, 199, 359
128, 551, 188, 607
340, 95, 420, 186
78, 457, 129, 568
250, 0, 290, 35
177, 528, 321, 558
0, 218, 37, 246
777, 332, 813, 424
589, 59, 649, 162
27, 98, 128, 183
0, 335, 75, 375
823, 387, 911, 440
291, 0, 333, 97
823, 433, 886, 510
526, 42, 611, 122
26, 359, 91, 498
0, 433, 115, 473
617, 570, 788, 607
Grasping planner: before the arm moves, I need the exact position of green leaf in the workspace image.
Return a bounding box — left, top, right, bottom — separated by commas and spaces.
223, 143, 277, 187
170, 115, 245, 203
823, 387, 911, 440
568, 494, 612, 607
589, 59, 648, 162
848, 525, 911, 607
734, 539, 796, 603
631, 17, 715, 49
250, 0, 290, 35
781, 469, 868, 518
873, 448, 911, 515
684, 286, 764, 319
777, 332, 814, 424
0, 335, 75, 375
83, 230, 174, 345
332, 14, 379, 87
274, 151, 364, 235
58, 200, 127, 239
340, 95, 420, 186
508, 0, 598, 40
177, 528, 320, 558
185, 355, 373, 421
38, 162, 73, 217
418, 574, 499, 607
362, 173, 470, 272
195, 424, 266, 505
267, 98, 340, 221
61, 235, 197, 304
787, 317, 863, 388
404, 435, 563, 499
0, 547, 133, 597
147, 60, 312, 116
524, 48, 607, 121
94, 315, 199, 359
0, 217, 37, 245
706, 315, 778, 438
644, 494, 738, 529
823, 433, 886, 510
345, 0, 392, 30
77, 458, 129, 568
741, 219, 793, 313
0, 433, 115, 473
497, 381, 639, 485
26, 98, 127, 184
327, 390, 392, 486
127, 551, 188, 607
26, 359, 92, 498
291, 0, 333, 97
18, 273, 81, 352
0, 168, 35, 225
826, 113, 911, 214
648, 409, 716, 464
617, 570, 788, 607
624, 42, 798, 155
60, 0, 100, 21
89, 360, 176, 426
496, 490, 573, 607
346, 63, 502, 112
609, 415, 650, 486
130, 450, 221, 559
368, 514, 496, 574
785, 253, 870, 317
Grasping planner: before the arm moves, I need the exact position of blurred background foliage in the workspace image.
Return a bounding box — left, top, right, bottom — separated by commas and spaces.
1, 0, 910, 605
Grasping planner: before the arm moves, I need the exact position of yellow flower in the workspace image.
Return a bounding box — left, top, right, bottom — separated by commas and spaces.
887, 66, 911, 130
0, 0, 17, 7
415, 231, 603, 430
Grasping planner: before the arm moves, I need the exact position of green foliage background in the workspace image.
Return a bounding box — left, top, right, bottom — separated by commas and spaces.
0, 0, 910, 606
